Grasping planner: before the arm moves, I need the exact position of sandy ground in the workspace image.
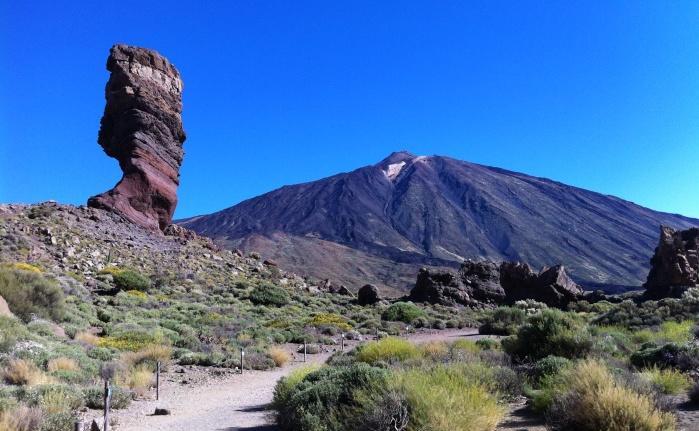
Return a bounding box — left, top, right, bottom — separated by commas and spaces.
84, 329, 485, 431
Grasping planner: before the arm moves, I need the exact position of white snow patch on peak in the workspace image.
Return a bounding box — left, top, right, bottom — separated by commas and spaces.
384, 161, 406, 181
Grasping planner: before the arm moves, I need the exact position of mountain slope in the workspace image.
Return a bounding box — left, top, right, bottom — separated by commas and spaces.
180, 152, 699, 292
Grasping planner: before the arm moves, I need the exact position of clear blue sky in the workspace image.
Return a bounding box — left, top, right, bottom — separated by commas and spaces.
1, 1, 698, 219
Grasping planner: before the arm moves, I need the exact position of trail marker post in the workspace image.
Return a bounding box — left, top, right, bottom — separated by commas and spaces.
240, 350, 245, 374
103, 379, 111, 431
73, 420, 83, 431
156, 361, 161, 400
341, 333, 345, 351
303, 341, 307, 363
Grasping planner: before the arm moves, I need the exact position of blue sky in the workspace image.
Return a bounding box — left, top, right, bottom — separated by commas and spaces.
1, 1, 698, 219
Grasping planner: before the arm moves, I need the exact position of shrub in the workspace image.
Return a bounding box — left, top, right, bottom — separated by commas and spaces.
630, 342, 699, 371
272, 364, 322, 409
502, 309, 592, 361
111, 269, 151, 292
381, 302, 425, 323
640, 367, 691, 395
120, 345, 172, 369
0, 405, 42, 431
123, 364, 153, 397
46, 358, 78, 373
420, 341, 448, 359
394, 364, 505, 431
531, 356, 571, 386
2, 359, 52, 386
98, 330, 164, 352
544, 360, 675, 431
268, 346, 291, 367
74, 332, 99, 346
356, 337, 421, 364
274, 363, 388, 431
307, 313, 352, 331
83, 386, 132, 409
0, 268, 65, 322
249, 283, 289, 307
479, 307, 527, 335
22, 384, 84, 414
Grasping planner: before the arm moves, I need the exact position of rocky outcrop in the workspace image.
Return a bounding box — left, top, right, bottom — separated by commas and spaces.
409, 260, 582, 308
410, 261, 505, 307
644, 226, 699, 299
88, 44, 186, 232
500, 262, 582, 307
357, 284, 380, 305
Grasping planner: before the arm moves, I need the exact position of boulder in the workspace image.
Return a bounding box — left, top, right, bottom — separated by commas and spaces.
357, 284, 380, 305
409, 262, 505, 307
459, 260, 506, 303
644, 226, 699, 299
88, 44, 186, 232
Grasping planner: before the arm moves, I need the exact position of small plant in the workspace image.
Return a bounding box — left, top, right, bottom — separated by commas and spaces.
381, 302, 425, 323
2, 359, 52, 386
479, 307, 527, 335
640, 367, 691, 395
268, 346, 291, 367
83, 386, 132, 409
0, 267, 65, 322
46, 358, 79, 373
112, 269, 151, 292
356, 337, 421, 364
74, 331, 99, 346
249, 283, 289, 307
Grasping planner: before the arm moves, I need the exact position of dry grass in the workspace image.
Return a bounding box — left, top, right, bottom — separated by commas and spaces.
123, 364, 153, 397
269, 346, 291, 367
120, 344, 172, 369
549, 360, 676, 430
74, 331, 99, 346
47, 357, 79, 373
421, 341, 449, 359
2, 359, 52, 386
0, 405, 42, 431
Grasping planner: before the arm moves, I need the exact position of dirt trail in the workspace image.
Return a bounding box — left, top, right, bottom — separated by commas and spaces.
94, 329, 484, 431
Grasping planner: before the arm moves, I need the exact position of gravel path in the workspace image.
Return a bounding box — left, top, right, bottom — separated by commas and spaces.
84, 329, 487, 431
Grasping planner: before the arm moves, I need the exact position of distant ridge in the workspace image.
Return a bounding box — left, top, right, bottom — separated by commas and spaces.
180, 152, 699, 293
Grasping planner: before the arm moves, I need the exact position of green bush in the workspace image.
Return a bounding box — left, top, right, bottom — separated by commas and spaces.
0, 267, 65, 322
112, 269, 151, 292
531, 356, 571, 386
502, 309, 592, 361
630, 342, 699, 371
83, 386, 132, 409
394, 364, 505, 431
381, 302, 425, 323
356, 337, 421, 365
249, 283, 289, 307
273, 363, 388, 431
479, 307, 526, 335
640, 367, 691, 395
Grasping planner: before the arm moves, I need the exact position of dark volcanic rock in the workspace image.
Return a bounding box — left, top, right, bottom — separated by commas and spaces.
409, 261, 505, 307
410, 260, 581, 308
357, 284, 380, 305
180, 152, 699, 292
88, 44, 186, 232
500, 262, 583, 307
644, 226, 699, 299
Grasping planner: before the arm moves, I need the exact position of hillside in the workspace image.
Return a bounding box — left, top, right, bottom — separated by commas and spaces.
180, 151, 699, 292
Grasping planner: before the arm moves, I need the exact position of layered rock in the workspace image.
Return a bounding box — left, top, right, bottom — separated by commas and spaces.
644, 226, 699, 299
88, 44, 186, 231
409, 260, 582, 308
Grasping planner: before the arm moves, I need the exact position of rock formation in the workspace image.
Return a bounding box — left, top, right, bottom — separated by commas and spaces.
644, 226, 699, 299
500, 262, 582, 307
357, 284, 381, 305
409, 260, 582, 308
88, 44, 186, 231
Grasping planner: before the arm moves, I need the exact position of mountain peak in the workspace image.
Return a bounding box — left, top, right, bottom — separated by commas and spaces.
378, 151, 417, 166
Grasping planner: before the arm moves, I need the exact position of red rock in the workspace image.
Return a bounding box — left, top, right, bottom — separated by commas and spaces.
644, 226, 699, 298
88, 44, 186, 232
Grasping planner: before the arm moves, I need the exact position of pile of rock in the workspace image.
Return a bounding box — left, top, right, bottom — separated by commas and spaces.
409, 259, 583, 308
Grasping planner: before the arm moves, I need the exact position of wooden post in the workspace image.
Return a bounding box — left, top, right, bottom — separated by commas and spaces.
240, 350, 245, 374
73, 420, 83, 431
375, 327, 379, 340
341, 333, 345, 351
303, 341, 307, 363
156, 361, 161, 401
103, 379, 111, 431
